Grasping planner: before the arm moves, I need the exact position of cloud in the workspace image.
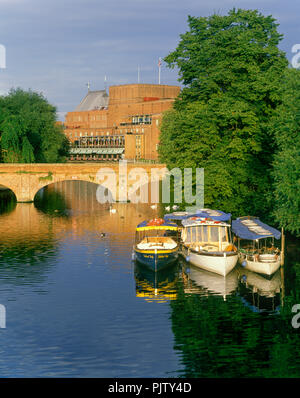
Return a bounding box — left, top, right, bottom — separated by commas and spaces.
0, 0, 298, 118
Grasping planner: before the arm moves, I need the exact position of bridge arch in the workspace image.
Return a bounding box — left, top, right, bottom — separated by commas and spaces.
0, 183, 18, 201
0, 163, 168, 203
33, 179, 115, 205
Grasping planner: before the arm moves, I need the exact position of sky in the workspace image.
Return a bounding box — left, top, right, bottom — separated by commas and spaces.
0, 0, 299, 120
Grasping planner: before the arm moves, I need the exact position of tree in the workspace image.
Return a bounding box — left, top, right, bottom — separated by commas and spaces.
159, 8, 288, 218
0, 88, 69, 163
271, 68, 300, 236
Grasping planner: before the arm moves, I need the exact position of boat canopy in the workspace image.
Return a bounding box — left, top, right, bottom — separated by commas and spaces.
136, 220, 178, 232
232, 217, 281, 240
164, 209, 231, 222
164, 211, 194, 221
181, 218, 230, 227
193, 209, 231, 221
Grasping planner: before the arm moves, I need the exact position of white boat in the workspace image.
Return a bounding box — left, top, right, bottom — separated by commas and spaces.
232, 217, 281, 276
180, 210, 238, 276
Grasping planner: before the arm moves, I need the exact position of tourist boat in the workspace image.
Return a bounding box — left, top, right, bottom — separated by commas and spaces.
180, 209, 238, 276
232, 217, 281, 276
133, 218, 179, 271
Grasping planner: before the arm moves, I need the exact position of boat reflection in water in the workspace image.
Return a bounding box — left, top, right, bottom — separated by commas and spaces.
181, 260, 239, 300
236, 265, 282, 313
134, 261, 179, 303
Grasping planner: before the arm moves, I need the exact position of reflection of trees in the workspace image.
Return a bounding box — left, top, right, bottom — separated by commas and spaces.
0, 239, 57, 286
0, 189, 16, 215
34, 186, 71, 217
0, 192, 60, 286
170, 238, 300, 377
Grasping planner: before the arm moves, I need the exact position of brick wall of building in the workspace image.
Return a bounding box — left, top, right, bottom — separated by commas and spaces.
64, 83, 180, 161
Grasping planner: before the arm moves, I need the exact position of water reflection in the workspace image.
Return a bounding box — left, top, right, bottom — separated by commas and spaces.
237, 266, 281, 313
181, 262, 239, 300
0, 188, 16, 215
0, 180, 298, 377
134, 261, 179, 302
0, 201, 59, 287
35, 186, 71, 218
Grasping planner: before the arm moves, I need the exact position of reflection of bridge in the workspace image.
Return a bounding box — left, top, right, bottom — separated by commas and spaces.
0, 163, 167, 202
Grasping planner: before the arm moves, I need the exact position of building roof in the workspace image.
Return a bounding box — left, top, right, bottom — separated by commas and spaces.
75, 90, 109, 111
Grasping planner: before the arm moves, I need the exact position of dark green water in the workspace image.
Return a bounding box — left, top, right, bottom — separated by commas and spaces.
0, 182, 299, 378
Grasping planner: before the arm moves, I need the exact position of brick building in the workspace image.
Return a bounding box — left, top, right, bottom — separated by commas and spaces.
64, 83, 180, 162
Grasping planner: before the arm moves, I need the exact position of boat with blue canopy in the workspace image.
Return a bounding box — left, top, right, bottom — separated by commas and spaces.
179, 209, 238, 276
133, 218, 179, 271
232, 216, 281, 276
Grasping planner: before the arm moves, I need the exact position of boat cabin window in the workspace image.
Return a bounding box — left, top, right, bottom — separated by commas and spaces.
202, 226, 208, 242
220, 227, 227, 242
185, 225, 229, 244
210, 226, 219, 243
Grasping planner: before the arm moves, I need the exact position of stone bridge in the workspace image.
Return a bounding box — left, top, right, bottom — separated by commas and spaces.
0, 162, 168, 202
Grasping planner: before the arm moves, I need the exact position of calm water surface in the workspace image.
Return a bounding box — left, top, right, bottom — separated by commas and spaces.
0, 181, 299, 378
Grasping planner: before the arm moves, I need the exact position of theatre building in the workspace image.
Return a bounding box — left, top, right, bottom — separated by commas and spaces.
64, 83, 180, 162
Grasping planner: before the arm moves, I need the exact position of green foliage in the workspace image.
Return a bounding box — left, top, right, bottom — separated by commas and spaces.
0, 88, 69, 163
159, 8, 289, 219
271, 68, 300, 236
39, 172, 53, 182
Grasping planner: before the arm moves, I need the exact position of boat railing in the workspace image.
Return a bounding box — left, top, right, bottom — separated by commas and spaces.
240, 248, 280, 262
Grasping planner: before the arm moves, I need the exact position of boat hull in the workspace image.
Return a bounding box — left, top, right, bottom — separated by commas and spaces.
182, 246, 238, 276
238, 253, 281, 276
134, 248, 178, 271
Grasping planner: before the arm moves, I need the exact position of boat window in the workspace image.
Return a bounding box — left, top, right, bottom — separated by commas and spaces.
220, 227, 227, 242
210, 226, 219, 242
191, 226, 197, 242
202, 226, 208, 242
186, 227, 192, 243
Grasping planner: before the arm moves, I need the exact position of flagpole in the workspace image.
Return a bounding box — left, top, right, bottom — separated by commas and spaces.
158, 58, 162, 84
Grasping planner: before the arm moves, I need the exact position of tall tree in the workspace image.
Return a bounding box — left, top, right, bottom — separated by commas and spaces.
271, 68, 300, 236
0, 88, 69, 163
159, 8, 288, 218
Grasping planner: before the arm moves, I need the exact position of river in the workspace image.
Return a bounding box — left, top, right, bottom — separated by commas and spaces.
0, 181, 299, 378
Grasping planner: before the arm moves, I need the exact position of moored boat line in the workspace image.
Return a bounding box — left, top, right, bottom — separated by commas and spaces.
132, 208, 283, 278
162, 209, 282, 277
